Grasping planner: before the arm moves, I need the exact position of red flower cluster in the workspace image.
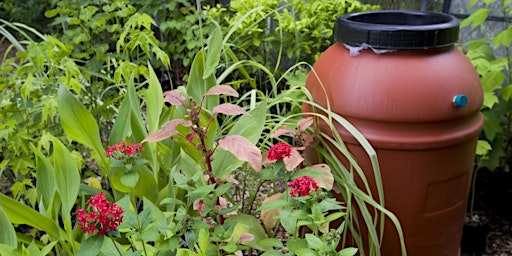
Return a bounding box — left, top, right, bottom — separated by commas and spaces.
288, 176, 319, 197
106, 141, 144, 158
267, 142, 292, 161
76, 193, 124, 235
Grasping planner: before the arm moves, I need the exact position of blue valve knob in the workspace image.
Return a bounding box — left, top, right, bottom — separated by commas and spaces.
452, 94, 468, 108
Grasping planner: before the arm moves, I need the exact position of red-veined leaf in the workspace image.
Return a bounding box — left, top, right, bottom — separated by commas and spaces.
163, 90, 185, 105
297, 117, 314, 133
213, 103, 249, 116
142, 119, 192, 142
283, 149, 304, 171
218, 135, 262, 172
270, 126, 296, 138
205, 84, 239, 97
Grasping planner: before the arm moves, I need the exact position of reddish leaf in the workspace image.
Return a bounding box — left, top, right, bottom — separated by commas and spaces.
218, 135, 262, 172
205, 84, 239, 97
142, 129, 174, 143
297, 117, 314, 133
163, 90, 185, 105
142, 119, 192, 143
283, 148, 304, 171
164, 119, 192, 131
239, 233, 255, 242
213, 103, 249, 116
270, 126, 296, 138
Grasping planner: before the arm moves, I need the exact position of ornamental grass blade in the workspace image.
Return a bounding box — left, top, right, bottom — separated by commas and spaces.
218, 135, 262, 172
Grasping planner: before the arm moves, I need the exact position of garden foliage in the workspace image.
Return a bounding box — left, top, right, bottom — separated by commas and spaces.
0, 0, 402, 255
462, 0, 512, 171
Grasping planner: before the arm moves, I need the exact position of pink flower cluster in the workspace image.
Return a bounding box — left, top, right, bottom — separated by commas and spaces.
106, 141, 144, 158
267, 142, 292, 161
288, 176, 319, 197
76, 193, 124, 235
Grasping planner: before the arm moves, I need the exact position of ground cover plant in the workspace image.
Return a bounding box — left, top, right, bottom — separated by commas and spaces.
0, 0, 406, 255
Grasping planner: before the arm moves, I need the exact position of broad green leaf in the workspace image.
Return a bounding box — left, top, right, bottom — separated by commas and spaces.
0, 193, 61, 239
0, 206, 16, 247
77, 235, 104, 256
120, 171, 140, 188
203, 27, 223, 79
128, 83, 148, 143
212, 101, 266, 178
187, 49, 218, 110
305, 234, 323, 250
53, 137, 80, 220
145, 64, 164, 133
109, 92, 132, 145
0, 244, 20, 256
224, 214, 270, 251
57, 85, 108, 174
32, 145, 56, 211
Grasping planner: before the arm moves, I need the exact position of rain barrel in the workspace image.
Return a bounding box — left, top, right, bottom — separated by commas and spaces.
304, 11, 483, 256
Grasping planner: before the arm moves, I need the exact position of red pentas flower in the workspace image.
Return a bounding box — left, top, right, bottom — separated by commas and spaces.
288, 176, 319, 197
76, 193, 124, 236
267, 142, 293, 161
106, 141, 144, 158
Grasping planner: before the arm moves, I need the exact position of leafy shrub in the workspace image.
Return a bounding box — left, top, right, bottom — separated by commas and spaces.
462, 0, 512, 171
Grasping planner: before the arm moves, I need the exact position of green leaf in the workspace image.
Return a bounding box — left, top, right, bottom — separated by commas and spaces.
493, 26, 512, 48
187, 49, 218, 110
476, 140, 492, 156
120, 171, 140, 188
0, 244, 20, 256
224, 214, 270, 250
0, 206, 17, 247
57, 85, 108, 174
109, 93, 132, 145
32, 145, 56, 211
203, 27, 223, 79
339, 247, 358, 256
305, 234, 323, 250
146, 64, 164, 133
77, 235, 104, 256
0, 193, 61, 239
212, 101, 266, 178
53, 137, 80, 220
460, 9, 489, 29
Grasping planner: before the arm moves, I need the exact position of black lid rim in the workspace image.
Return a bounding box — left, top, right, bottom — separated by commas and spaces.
335, 10, 460, 49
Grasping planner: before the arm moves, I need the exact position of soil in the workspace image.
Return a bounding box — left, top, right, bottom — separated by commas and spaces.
462, 215, 512, 256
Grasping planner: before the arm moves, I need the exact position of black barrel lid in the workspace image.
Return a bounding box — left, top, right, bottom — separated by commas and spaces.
335, 10, 460, 49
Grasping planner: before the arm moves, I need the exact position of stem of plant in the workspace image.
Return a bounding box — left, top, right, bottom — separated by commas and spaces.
110, 237, 123, 256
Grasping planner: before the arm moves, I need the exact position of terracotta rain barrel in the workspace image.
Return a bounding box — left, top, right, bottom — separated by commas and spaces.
305, 10, 483, 256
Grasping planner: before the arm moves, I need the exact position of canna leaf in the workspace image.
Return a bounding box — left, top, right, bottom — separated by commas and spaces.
212, 101, 266, 178
146, 64, 164, 133
0, 206, 17, 247
203, 27, 223, 79
0, 193, 62, 239
218, 135, 262, 172
32, 144, 57, 211
57, 85, 108, 174
53, 137, 80, 220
